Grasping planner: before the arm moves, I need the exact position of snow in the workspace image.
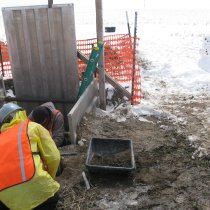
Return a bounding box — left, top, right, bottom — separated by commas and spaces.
0, 2, 209, 104
0, 1, 210, 155
6, 89, 15, 97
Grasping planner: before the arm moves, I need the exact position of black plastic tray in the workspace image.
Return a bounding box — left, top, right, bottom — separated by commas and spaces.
85, 137, 135, 174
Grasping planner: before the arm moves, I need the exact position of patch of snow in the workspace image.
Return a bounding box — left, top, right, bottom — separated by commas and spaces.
6, 89, 15, 97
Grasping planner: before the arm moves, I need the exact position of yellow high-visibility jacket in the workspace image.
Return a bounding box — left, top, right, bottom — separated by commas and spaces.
0, 110, 60, 210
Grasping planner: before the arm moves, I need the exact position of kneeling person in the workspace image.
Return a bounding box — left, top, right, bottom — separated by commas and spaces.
0, 102, 60, 210
29, 102, 65, 147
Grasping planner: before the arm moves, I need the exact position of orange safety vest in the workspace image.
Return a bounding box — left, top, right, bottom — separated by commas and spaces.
49, 109, 63, 135
0, 120, 35, 191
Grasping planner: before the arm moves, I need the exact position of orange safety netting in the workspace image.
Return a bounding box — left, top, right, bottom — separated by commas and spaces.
0, 34, 141, 104
0, 41, 12, 78
77, 34, 141, 105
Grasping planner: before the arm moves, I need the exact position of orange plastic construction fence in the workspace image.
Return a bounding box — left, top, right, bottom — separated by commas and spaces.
0, 41, 12, 78
0, 34, 141, 104
77, 34, 141, 105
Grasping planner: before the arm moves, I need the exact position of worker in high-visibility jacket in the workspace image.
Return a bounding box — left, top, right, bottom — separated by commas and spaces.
0, 102, 60, 210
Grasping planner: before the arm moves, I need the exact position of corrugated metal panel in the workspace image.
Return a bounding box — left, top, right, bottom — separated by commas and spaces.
2, 4, 79, 102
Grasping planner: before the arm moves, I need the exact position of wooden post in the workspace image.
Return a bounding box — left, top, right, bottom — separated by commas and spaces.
48, 0, 53, 8
95, 0, 106, 110
82, 171, 90, 190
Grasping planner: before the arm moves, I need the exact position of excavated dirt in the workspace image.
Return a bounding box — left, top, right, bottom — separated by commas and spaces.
91, 150, 132, 168
57, 95, 210, 210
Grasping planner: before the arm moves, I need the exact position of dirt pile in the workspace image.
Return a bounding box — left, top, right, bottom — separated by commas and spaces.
57, 96, 210, 210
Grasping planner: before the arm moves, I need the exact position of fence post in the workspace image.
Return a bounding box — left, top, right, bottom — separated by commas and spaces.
0, 45, 4, 77
131, 12, 138, 105
126, 11, 131, 37
95, 0, 106, 110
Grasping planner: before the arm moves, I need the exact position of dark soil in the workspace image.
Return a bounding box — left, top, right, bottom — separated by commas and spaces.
57, 96, 210, 210
91, 150, 131, 168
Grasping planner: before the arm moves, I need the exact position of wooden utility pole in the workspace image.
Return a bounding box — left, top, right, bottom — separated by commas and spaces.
48, 0, 53, 8
95, 0, 106, 110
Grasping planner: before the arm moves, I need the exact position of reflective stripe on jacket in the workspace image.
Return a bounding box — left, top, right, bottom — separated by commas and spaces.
0, 120, 35, 191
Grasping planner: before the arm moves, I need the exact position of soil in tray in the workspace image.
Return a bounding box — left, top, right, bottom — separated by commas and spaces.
91, 149, 132, 167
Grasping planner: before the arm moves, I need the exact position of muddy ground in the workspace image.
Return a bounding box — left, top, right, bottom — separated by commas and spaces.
57, 94, 210, 210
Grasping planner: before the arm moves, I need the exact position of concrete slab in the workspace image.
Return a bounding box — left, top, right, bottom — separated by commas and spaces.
68, 79, 98, 144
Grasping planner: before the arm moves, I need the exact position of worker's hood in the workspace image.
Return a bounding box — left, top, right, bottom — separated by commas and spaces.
41, 101, 56, 113
1, 110, 28, 133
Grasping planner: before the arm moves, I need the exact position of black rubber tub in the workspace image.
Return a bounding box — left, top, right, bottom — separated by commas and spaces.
85, 137, 135, 174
